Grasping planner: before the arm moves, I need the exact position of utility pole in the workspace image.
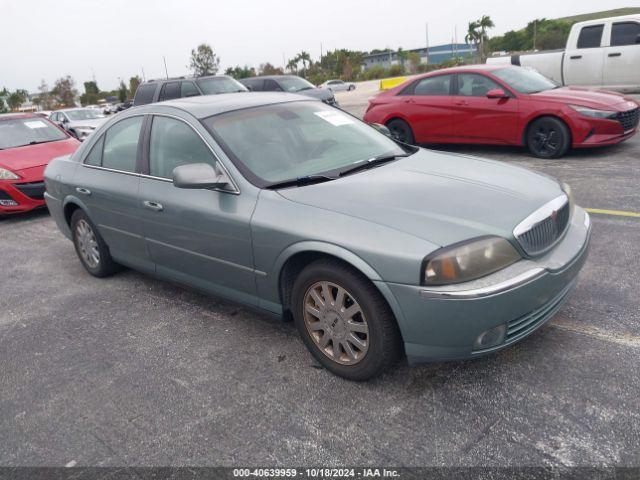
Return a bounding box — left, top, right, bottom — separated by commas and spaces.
141, 67, 146, 82
426, 22, 430, 64
163, 56, 169, 79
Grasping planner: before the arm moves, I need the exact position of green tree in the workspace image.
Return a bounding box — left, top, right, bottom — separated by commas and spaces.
406, 52, 422, 73
80, 81, 100, 106
7, 89, 28, 111
477, 15, 495, 61
52, 76, 78, 108
286, 58, 299, 74
189, 43, 220, 77
224, 65, 256, 79
118, 80, 128, 103
296, 51, 311, 77
36, 80, 54, 110
129, 76, 142, 99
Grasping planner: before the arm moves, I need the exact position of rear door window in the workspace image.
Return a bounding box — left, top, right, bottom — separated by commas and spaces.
159, 82, 181, 102
133, 83, 156, 105
101, 116, 144, 172
263, 79, 284, 91
407, 75, 453, 96
577, 25, 604, 48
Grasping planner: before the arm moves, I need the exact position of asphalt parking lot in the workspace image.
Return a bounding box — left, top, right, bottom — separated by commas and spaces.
1, 89, 639, 468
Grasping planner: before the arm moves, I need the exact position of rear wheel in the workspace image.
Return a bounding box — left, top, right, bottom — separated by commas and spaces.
386, 118, 415, 145
70, 209, 120, 277
292, 259, 402, 381
526, 116, 570, 159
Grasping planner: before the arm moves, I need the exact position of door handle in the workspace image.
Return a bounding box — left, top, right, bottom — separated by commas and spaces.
76, 187, 91, 195
454, 101, 468, 106
570, 55, 582, 60
143, 201, 164, 212
403, 98, 416, 104
608, 52, 622, 57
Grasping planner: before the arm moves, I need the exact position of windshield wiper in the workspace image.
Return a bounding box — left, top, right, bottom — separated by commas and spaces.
266, 174, 337, 190
338, 153, 409, 177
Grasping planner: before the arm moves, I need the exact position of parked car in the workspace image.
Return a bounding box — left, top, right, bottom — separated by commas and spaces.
44, 93, 591, 380
487, 14, 640, 92
363, 65, 639, 158
0, 113, 79, 216
240, 75, 338, 106
319, 79, 356, 92
50, 108, 108, 141
133, 75, 248, 106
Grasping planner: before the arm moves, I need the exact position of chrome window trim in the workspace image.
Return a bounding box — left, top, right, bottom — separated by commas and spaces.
420, 268, 545, 299
80, 112, 240, 195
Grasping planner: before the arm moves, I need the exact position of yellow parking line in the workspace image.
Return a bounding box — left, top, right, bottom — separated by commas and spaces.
585, 208, 640, 218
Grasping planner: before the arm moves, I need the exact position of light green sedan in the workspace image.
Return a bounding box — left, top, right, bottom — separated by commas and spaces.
44, 93, 591, 380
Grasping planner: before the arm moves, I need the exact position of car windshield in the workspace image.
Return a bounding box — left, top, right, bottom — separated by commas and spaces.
277, 77, 316, 92
204, 101, 407, 187
196, 77, 248, 94
493, 67, 559, 94
0, 117, 67, 149
65, 109, 105, 121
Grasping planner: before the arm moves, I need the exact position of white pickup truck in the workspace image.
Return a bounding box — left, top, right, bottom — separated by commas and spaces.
487, 14, 640, 92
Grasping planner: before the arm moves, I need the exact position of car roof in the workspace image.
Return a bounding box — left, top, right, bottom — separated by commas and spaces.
56, 107, 94, 113
0, 112, 41, 121
422, 64, 509, 76
143, 74, 233, 85
149, 92, 315, 119
242, 75, 299, 81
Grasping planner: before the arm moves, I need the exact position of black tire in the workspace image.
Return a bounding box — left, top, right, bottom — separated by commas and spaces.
526, 116, 570, 159
291, 259, 402, 381
70, 209, 120, 277
386, 118, 415, 145
348, 85, 355, 91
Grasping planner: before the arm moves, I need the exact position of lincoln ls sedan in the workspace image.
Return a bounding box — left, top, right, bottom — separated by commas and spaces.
44, 93, 591, 380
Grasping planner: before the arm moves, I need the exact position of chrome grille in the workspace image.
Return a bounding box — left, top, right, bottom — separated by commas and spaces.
616, 108, 639, 132
514, 195, 570, 256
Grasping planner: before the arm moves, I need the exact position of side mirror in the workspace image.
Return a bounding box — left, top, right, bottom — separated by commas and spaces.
370, 123, 393, 137
172, 163, 231, 190
486, 88, 508, 99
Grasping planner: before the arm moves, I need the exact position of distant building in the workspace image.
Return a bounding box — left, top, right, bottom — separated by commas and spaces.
362, 43, 478, 71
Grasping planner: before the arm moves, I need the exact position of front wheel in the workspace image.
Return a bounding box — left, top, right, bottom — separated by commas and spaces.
526, 117, 570, 159
292, 259, 402, 381
386, 118, 415, 145
70, 209, 120, 277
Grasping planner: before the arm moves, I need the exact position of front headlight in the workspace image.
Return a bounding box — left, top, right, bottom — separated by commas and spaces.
0, 167, 20, 180
422, 236, 521, 286
569, 105, 617, 119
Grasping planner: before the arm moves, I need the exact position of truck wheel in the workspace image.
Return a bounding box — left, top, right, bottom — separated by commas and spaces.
526, 117, 570, 159
386, 119, 415, 145
292, 259, 402, 381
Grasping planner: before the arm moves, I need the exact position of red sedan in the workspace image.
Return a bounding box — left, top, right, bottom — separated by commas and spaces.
364, 65, 639, 158
0, 114, 80, 216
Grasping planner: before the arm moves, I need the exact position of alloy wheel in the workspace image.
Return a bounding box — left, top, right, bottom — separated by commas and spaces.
76, 219, 100, 268
303, 281, 369, 365
533, 123, 560, 156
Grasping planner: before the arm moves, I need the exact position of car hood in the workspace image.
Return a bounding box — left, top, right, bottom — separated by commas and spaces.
296, 88, 335, 102
530, 87, 636, 111
68, 117, 107, 129
277, 149, 564, 247
0, 137, 80, 174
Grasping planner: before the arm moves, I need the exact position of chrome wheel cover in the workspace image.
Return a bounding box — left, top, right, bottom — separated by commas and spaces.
303, 281, 369, 365
76, 219, 100, 268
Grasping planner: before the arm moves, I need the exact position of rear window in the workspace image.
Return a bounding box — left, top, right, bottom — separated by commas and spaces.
577, 24, 604, 49
133, 83, 157, 105
0, 118, 67, 150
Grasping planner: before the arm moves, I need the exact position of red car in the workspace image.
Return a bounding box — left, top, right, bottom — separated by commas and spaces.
364, 65, 639, 158
0, 114, 80, 216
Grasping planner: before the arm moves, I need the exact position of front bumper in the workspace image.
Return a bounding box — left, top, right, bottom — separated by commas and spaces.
383, 207, 591, 364
0, 181, 46, 214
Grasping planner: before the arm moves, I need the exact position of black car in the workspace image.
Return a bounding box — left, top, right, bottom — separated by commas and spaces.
239, 75, 338, 106
133, 75, 248, 106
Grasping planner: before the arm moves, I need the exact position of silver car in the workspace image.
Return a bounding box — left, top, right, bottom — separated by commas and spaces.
50, 108, 108, 141
319, 79, 356, 92
44, 93, 591, 380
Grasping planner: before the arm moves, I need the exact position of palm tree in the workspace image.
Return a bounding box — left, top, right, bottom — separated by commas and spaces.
297, 51, 311, 76
465, 21, 480, 60
286, 58, 298, 74
477, 15, 495, 61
